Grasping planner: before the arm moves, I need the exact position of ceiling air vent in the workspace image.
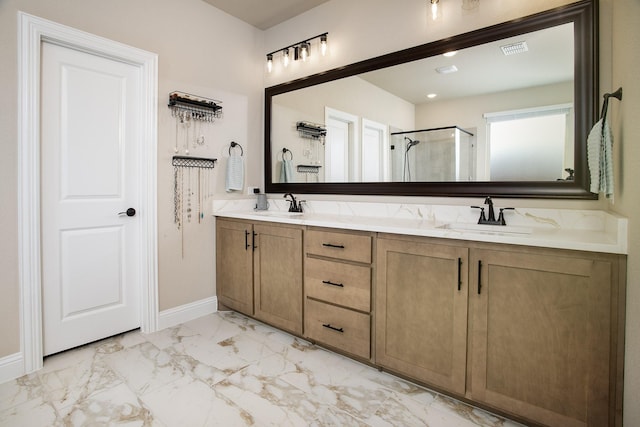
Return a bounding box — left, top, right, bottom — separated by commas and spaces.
436, 65, 458, 74
500, 41, 528, 56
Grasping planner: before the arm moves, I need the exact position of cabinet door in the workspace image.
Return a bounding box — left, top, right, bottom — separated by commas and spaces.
376, 238, 468, 395
254, 223, 303, 334
216, 219, 254, 315
469, 249, 614, 427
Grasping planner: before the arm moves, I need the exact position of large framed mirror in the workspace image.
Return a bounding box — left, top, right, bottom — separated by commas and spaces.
265, 0, 597, 198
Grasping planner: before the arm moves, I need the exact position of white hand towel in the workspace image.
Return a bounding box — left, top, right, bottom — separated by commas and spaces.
601, 119, 614, 201
225, 154, 244, 192
587, 118, 602, 194
587, 118, 614, 201
280, 159, 294, 183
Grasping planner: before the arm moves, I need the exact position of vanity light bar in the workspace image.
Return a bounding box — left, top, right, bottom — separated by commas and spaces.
266, 32, 328, 73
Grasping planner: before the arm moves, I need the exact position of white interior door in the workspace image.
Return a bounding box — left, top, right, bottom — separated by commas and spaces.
41, 41, 142, 356
361, 118, 389, 182
325, 107, 359, 182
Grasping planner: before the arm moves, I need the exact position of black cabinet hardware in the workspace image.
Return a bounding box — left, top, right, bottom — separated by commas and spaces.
477, 260, 482, 295
457, 257, 462, 291
245, 230, 250, 250
322, 243, 345, 249
322, 323, 344, 333
322, 280, 344, 288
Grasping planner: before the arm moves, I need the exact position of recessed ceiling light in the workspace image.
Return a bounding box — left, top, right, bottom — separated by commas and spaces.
436, 65, 458, 74
427, 93, 437, 99
500, 41, 528, 56
443, 51, 457, 57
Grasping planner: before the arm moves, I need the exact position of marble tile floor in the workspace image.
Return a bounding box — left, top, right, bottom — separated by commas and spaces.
0, 312, 526, 426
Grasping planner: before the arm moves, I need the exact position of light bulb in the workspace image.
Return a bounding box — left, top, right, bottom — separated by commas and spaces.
320, 35, 328, 56
283, 48, 289, 67
430, 0, 440, 21
300, 42, 309, 62
266, 54, 273, 73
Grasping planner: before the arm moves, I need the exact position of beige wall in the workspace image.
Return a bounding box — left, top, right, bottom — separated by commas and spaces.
0, 0, 264, 357
2, 1, 638, 425
609, 1, 640, 425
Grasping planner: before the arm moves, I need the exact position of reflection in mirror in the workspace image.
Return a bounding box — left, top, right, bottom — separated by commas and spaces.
271, 23, 574, 184
390, 127, 475, 182
265, 0, 596, 198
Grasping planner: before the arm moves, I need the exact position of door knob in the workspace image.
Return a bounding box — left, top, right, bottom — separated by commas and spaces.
118, 208, 136, 217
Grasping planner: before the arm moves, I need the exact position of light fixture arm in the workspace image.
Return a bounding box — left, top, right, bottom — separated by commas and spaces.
265, 32, 328, 58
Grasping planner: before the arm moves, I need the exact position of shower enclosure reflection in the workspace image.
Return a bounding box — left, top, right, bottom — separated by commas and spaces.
391, 127, 475, 182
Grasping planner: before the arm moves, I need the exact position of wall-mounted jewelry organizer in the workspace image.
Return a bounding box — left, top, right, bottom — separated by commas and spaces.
172, 155, 217, 257
296, 121, 326, 168
169, 91, 223, 122
169, 91, 223, 155
296, 121, 326, 141
297, 165, 321, 173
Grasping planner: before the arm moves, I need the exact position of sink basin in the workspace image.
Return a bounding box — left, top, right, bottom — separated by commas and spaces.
438, 222, 533, 235
252, 211, 305, 217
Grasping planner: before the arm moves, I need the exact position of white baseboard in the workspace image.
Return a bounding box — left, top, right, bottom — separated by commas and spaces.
157, 296, 218, 330
0, 352, 25, 384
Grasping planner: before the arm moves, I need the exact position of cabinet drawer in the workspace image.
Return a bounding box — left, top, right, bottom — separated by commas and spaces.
305, 298, 370, 359
305, 229, 372, 263
305, 258, 371, 312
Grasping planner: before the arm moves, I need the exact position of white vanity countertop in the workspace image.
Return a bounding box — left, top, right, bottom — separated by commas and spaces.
212, 199, 628, 255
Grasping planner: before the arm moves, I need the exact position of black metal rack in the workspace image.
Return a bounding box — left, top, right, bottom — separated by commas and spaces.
296, 121, 326, 140
172, 156, 217, 169
168, 91, 223, 122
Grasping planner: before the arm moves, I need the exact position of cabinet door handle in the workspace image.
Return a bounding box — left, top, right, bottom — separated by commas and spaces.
322, 243, 345, 249
322, 323, 344, 333
322, 280, 344, 288
477, 260, 482, 295
457, 257, 462, 291
253, 231, 257, 250
245, 230, 250, 250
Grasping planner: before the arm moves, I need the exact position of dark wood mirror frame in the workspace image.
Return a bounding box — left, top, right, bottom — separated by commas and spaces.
264, 0, 597, 199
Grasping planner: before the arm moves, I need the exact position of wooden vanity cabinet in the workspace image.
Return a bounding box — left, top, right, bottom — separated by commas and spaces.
216, 217, 625, 427
304, 228, 373, 360
468, 247, 625, 427
216, 218, 254, 316
375, 236, 469, 395
375, 234, 624, 427
216, 218, 303, 334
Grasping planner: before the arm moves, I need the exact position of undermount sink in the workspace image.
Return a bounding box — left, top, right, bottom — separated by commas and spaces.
437, 222, 533, 235
252, 211, 305, 217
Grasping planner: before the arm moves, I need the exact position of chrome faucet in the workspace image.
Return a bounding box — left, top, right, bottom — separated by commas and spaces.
284, 193, 304, 213
472, 196, 514, 225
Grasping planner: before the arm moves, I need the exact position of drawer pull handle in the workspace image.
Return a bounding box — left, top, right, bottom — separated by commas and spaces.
322, 243, 345, 249
322, 280, 344, 288
322, 323, 344, 333
457, 257, 462, 291
477, 260, 482, 295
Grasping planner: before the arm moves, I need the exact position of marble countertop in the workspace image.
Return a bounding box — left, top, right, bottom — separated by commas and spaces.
212, 199, 628, 255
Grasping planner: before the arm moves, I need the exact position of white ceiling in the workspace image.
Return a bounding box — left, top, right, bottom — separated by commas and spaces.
201, 0, 329, 30
360, 23, 574, 104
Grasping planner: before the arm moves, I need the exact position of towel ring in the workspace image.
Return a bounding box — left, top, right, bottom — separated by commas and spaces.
281, 148, 293, 161
229, 141, 243, 156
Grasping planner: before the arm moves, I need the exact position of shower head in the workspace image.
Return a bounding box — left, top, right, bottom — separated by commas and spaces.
404, 137, 421, 150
